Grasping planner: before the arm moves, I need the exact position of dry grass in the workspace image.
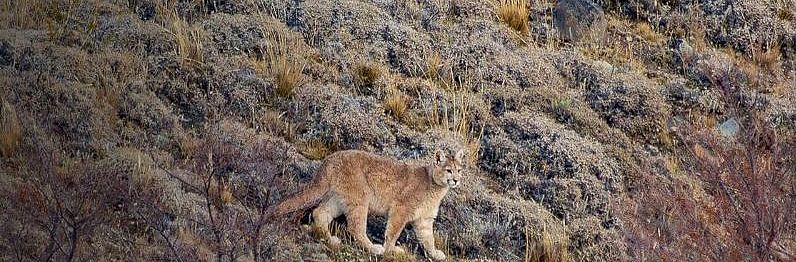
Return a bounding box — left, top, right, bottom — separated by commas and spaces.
0, 0, 55, 29
301, 139, 331, 160
635, 22, 664, 43
384, 90, 409, 120
157, 0, 205, 66
524, 225, 569, 262
269, 52, 303, 97
423, 50, 443, 79
497, 0, 529, 35
751, 44, 781, 71
0, 99, 21, 157
354, 62, 383, 87
251, 32, 304, 97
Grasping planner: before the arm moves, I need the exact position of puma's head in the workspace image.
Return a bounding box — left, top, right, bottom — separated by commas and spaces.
430, 149, 465, 188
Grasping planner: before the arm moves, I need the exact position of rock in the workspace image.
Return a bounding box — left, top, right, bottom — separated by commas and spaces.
718, 117, 739, 138
554, 0, 607, 42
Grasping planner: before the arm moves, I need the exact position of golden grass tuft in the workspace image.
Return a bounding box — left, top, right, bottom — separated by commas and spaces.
251, 32, 304, 97
157, 1, 204, 66
270, 53, 303, 97
354, 62, 383, 86
0, 0, 55, 29
497, 0, 529, 35
301, 139, 330, 160
635, 22, 664, 43
1, 99, 21, 157
384, 91, 409, 120
423, 51, 443, 79
524, 227, 569, 262
751, 45, 781, 71
171, 19, 204, 65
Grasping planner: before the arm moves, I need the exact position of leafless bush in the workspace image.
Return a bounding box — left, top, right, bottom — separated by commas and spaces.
623, 112, 796, 261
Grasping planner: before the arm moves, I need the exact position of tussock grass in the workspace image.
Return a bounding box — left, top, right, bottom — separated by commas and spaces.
0, 0, 54, 29
635, 22, 663, 43
524, 226, 569, 262
0, 99, 21, 157
170, 18, 204, 65
157, 1, 205, 66
497, 0, 529, 35
252, 32, 305, 97
301, 139, 330, 160
384, 90, 409, 120
423, 50, 443, 79
270, 52, 303, 97
354, 62, 383, 86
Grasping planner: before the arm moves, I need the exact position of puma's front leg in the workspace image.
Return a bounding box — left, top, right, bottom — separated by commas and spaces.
383, 210, 410, 254
413, 218, 446, 261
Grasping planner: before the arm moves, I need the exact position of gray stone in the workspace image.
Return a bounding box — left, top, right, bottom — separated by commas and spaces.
719, 117, 740, 138
554, 0, 607, 42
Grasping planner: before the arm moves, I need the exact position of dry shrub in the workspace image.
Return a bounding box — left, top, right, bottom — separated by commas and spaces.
184, 124, 294, 261
497, 0, 529, 35
623, 111, 796, 260
384, 90, 409, 120
679, 115, 796, 260
0, 99, 21, 157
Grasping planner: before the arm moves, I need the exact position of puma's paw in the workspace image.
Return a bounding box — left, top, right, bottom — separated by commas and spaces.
429, 249, 447, 261
369, 244, 385, 255
326, 236, 341, 249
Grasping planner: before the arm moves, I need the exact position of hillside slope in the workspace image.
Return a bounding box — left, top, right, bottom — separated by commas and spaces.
1, 0, 794, 261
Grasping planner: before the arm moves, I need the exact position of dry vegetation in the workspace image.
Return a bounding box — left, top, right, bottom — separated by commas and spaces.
497, 0, 530, 35
0, 99, 21, 157
1, 0, 795, 261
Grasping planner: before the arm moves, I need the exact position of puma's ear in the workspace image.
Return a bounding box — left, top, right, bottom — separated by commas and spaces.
435, 149, 447, 165
454, 149, 466, 164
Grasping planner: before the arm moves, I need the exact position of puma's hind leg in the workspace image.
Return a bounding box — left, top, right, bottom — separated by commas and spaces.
311, 198, 343, 248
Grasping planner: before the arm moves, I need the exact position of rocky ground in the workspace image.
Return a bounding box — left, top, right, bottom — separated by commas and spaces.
1, 0, 795, 261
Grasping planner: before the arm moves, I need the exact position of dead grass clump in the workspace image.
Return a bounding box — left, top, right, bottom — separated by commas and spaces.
301, 139, 331, 160
251, 33, 305, 97
0, 99, 21, 157
170, 18, 204, 66
0, 0, 54, 29
635, 22, 663, 43
354, 62, 383, 87
270, 53, 303, 97
423, 51, 443, 80
751, 44, 781, 71
384, 91, 409, 120
157, 1, 204, 66
524, 227, 569, 262
497, 0, 530, 35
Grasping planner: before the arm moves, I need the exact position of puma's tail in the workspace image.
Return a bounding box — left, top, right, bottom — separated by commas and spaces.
272, 180, 329, 219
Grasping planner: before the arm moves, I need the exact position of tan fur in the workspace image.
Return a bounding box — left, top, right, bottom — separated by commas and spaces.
274, 149, 465, 260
